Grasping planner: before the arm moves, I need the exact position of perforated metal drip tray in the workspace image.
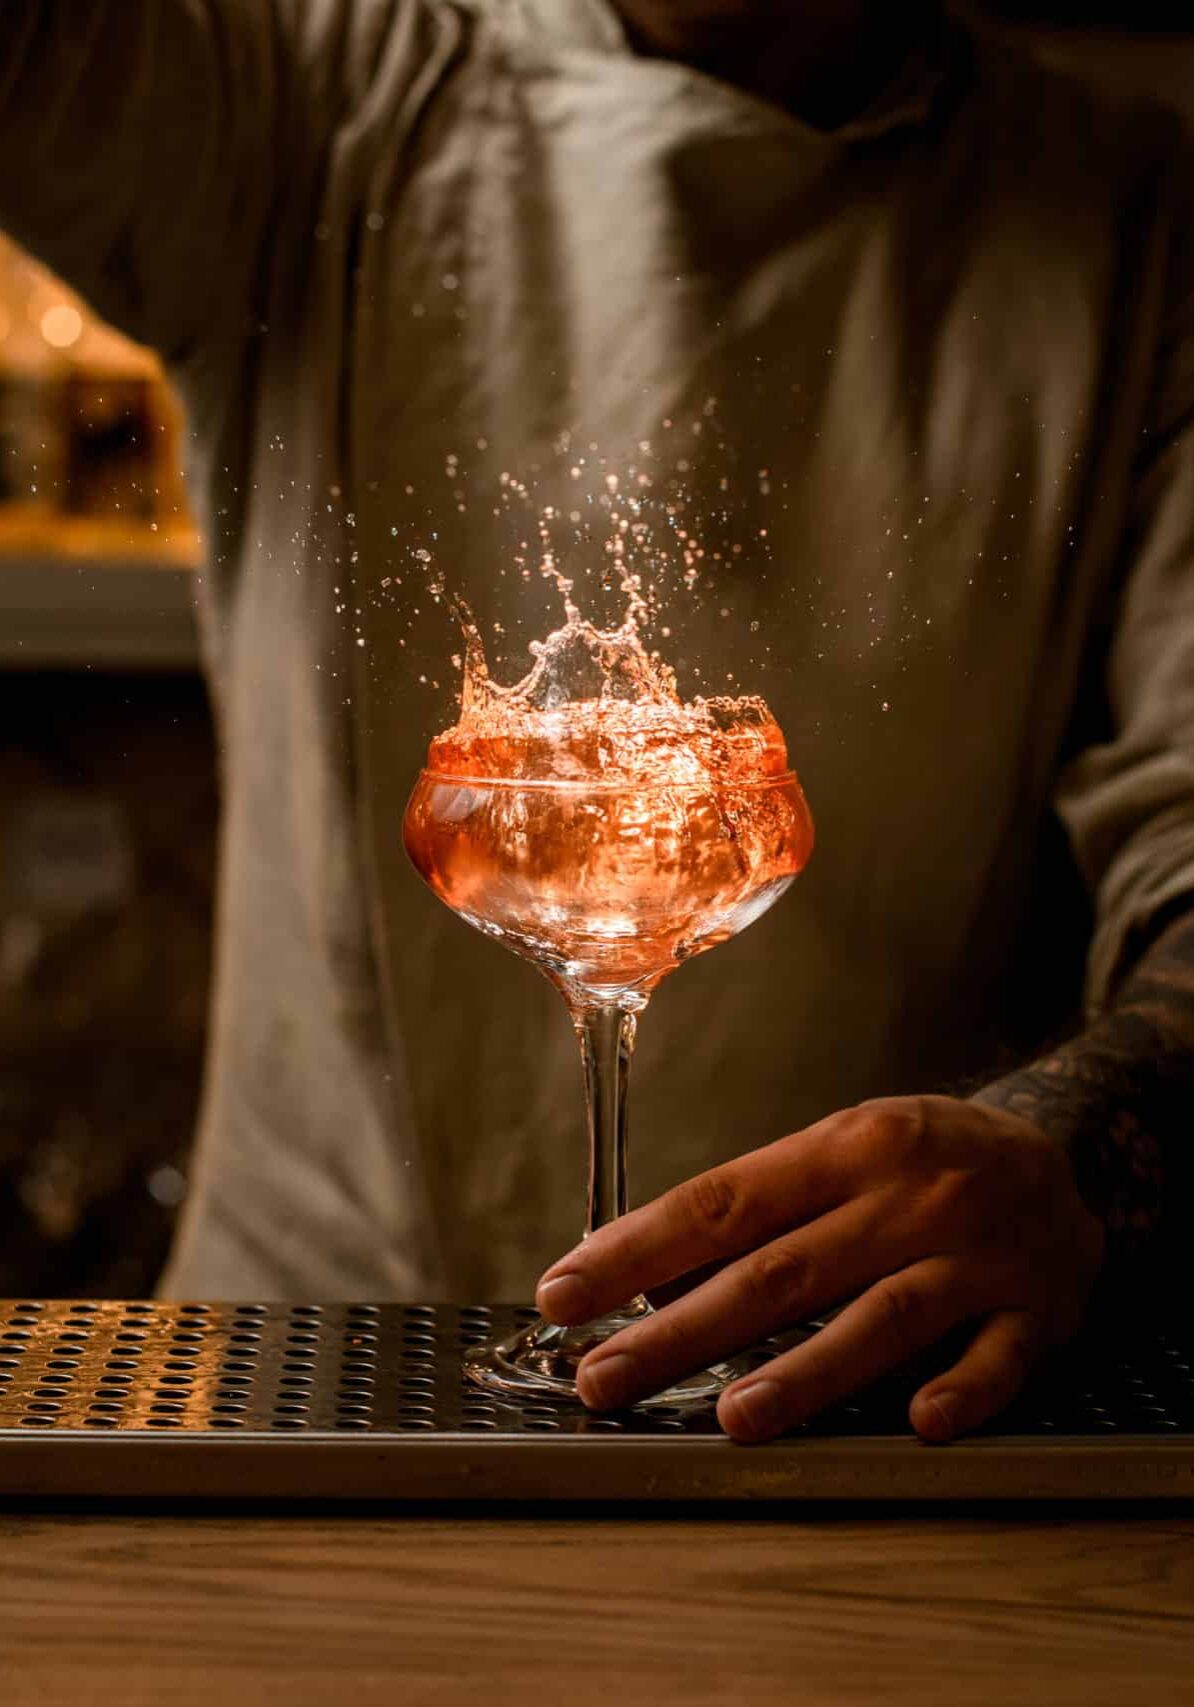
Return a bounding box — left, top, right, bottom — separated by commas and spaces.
2, 1300, 1193, 1502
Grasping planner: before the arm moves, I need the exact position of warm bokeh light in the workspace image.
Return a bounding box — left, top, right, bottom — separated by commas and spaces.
0, 236, 200, 559
39, 303, 83, 349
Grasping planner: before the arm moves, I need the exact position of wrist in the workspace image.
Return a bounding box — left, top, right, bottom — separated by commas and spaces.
972, 1056, 1163, 1274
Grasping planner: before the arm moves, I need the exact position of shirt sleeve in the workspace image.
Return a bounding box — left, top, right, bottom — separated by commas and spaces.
0, 1, 306, 361
1054, 129, 1194, 1017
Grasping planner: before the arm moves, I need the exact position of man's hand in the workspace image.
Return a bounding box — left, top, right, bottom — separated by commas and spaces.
535, 1095, 1106, 1444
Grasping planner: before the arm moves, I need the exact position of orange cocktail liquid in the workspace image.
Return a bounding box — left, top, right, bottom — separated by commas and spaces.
404, 691, 813, 1003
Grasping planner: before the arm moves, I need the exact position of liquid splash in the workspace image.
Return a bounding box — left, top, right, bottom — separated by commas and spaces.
428, 499, 791, 791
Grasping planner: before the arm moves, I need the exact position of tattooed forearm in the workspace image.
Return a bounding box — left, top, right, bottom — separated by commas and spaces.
974, 905, 1194, 1270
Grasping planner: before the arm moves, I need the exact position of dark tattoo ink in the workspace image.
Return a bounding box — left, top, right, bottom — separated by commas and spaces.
974, 906, 1194, 1271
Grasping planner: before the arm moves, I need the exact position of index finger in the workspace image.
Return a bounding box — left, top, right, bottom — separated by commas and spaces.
535, 1119, 847, 1325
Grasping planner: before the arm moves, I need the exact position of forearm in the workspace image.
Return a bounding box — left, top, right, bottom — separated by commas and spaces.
974, 904, 1194, 1272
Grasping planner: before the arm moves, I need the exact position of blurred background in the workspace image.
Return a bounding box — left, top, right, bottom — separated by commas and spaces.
0, 5, 1192, 1300
0, 241, 210, 1297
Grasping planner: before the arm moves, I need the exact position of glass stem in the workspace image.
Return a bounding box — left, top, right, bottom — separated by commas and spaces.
572, 1004, 639, 1240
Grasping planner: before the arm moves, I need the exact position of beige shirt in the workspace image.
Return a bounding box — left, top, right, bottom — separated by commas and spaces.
2, 1, 1192, 1300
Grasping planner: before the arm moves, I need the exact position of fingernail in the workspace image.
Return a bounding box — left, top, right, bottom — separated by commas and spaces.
916, 1391, 958, 1442
578, 1352, 636, 1411
722, 1379, 781, 1439
536, 1272, 592, 1322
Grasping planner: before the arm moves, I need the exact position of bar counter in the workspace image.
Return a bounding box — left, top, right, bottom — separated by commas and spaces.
2, 1505, 1193, 1703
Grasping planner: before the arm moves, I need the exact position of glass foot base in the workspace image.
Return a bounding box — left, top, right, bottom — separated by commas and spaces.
463, 1295, 742, 1408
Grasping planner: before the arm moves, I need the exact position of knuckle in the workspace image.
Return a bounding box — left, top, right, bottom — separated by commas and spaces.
892, 1095, 933, 1159
634, 1307, 690, 1366
840, 1105, 888, 1163
871, 1277, 928, 1357
852, 1096, 932, 1167
675, 1169, 743, 1243
916, 1165, 973, 1231
738, 1240, 813, 1315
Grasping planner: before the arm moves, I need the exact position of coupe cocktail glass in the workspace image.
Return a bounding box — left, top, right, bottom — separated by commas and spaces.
403, 715, 813, 1404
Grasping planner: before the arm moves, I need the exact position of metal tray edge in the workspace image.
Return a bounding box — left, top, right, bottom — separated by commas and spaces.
2, 1431, 1192, 1502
